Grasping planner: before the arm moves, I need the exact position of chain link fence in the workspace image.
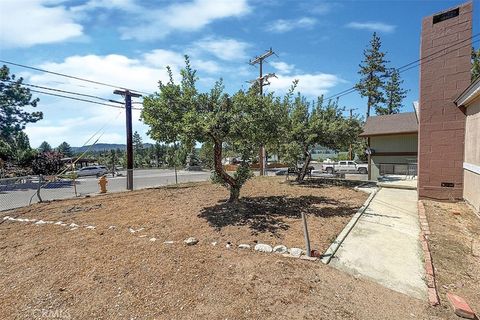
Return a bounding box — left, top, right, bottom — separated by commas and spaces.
1, 169, 211, 212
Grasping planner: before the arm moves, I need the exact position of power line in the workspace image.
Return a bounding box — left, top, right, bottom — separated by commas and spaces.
0, 59, 152, 96
1, 79, 124, 105
324, 34, 480, 101
28, 88, 143, 110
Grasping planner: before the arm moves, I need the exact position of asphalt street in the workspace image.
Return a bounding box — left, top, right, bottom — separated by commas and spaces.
0, 169, 211, 212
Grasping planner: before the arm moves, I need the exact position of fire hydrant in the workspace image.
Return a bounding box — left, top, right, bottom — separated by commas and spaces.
98, 175, 108, 194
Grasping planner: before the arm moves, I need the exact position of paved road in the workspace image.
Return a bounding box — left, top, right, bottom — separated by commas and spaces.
0, 169, 211, 212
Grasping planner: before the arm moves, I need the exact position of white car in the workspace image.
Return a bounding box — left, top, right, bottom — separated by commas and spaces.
74, 165, 108, 177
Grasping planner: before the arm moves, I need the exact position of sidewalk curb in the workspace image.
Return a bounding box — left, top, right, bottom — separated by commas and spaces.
321, 187, 379, 264
418, 200, 440, 306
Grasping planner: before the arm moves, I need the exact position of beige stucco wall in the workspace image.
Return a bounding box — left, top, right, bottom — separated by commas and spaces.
463, 97, 480, 213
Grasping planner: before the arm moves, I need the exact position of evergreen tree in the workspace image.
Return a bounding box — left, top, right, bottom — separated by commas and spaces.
132, 131, 144, 167
355, 33, 388, 118
0, 65, 42, 141
38, 141, 52, 153
472, 47, 480, 82
378, 69, 408, 115
57, 141, 73, 157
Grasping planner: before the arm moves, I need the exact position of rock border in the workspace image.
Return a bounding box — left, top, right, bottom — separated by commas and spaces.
418, 200, 440, 306
321, 187, 378, 264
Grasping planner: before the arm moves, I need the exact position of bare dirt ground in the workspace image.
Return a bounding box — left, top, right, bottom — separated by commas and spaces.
423, 200, 480, 319
0, 177, 444, 319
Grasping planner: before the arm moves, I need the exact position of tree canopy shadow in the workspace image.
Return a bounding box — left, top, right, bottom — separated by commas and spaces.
198, 195, 359, 235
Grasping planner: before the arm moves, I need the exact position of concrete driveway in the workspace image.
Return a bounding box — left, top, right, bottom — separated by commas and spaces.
329, 187, 427, 300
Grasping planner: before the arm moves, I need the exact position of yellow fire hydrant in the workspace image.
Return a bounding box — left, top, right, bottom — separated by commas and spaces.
98, 175, 108, 194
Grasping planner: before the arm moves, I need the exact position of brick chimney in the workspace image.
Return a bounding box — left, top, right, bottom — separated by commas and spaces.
418, 2, 472, 200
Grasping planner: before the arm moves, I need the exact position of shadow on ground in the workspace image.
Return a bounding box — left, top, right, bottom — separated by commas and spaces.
295, 178, 376, 189
198, 195, 358, 235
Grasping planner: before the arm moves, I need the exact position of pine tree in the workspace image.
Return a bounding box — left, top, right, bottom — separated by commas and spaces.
472, 47, 480, 82
57, 141, 73, 157
355, 32, 388, 118
38, 141, 52, 153
378, 69, 408, 115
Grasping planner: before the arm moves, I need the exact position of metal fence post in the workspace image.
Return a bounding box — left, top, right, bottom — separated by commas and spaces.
36, 175, 43, 203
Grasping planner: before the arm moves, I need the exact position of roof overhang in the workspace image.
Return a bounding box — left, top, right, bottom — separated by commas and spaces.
359, 130, 418, 138
455, 76, 480, 107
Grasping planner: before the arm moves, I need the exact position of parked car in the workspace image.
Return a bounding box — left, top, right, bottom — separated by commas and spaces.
69, 165, 108, 177
322, 161, 368, 174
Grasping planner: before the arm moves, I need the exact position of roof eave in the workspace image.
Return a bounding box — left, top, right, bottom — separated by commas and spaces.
359, 130, 418, 137
455, 76, 480, 107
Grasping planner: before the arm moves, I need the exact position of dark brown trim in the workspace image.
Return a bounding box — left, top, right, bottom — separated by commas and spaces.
359, 131, 418, 137
373, 152, 418, 156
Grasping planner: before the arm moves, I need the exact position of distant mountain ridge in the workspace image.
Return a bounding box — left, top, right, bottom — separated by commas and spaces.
72, 143, 153, 153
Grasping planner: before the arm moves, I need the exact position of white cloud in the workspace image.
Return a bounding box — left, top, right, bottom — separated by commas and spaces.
267, 17, 317, 33
270, 61, 295, 74
268, 73, 344, 97
120, 0, 251, 41
346, 21, 396, 33
0, 0, 83, 48
192, 37, 251, 61
23, 50, 222, 146
71, 0, 139, 12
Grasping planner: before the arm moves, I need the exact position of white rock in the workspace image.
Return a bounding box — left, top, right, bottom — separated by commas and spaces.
211, 241, 218, 246
273, 245, 288, 254
55, 221, 64, 225
85, 226, 95, 230
163, 241, 174, 244
108, 225, 116, 230
226, 243, 232, 249
129, 227, 144, 233
289, 247, 304, 257
238, 244, 251, 250
254, 243, 273, 253
3, 216, 11, 220
184, 237, 199, 245
35, 220, 46, 225
138, 235, 147, 238
70, 227, 78, 231
69, 223, 78, 228
149, 238, 157, 242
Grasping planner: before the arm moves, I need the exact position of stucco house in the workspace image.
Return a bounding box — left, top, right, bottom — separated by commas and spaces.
359, 112, 418, 181
455, 77, 480, 213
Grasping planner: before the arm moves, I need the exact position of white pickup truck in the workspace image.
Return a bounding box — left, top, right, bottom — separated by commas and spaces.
322, 161, 368, 174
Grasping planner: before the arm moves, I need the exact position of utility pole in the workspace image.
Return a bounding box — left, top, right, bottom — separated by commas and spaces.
113, 89, 142, 191
348, 108, 358, 160
249, 48, 276, 176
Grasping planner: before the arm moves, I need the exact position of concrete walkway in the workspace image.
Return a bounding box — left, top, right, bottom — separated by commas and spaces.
329, 187, 427, 300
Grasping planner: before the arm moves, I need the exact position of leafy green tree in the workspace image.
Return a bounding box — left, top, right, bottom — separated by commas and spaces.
152, 143, 167, 167
57, 141, 73, 157
378, 69, 408, 115
281, 95, 363, 181
38, 141, 52, 153
142, 58, 286, 202
355, 33, 388, 118
12, 131, 36, 167
0, 65, 42, 141
472, 47, 480, 82
199, 142, 214, 169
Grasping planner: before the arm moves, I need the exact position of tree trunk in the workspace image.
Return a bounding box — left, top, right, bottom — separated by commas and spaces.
212, 138, 239, 203
296, 146, 312, 182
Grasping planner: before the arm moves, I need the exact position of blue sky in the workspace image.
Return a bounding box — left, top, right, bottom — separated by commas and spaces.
0, 0, 478, 148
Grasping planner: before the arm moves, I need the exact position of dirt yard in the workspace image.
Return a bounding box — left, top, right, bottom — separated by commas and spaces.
0, 177, 443, 319
423, 200, 480, 318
